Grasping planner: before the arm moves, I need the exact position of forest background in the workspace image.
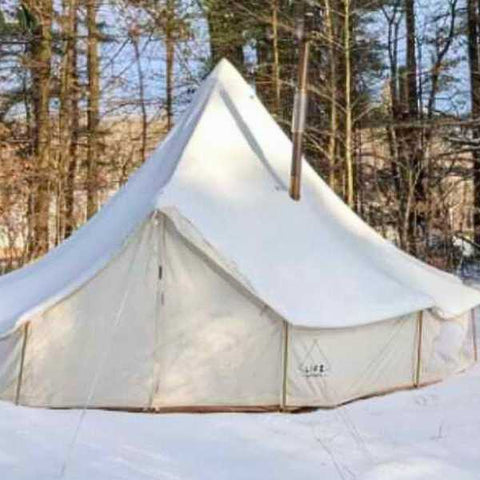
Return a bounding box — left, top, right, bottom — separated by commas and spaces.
1, 0, 480, 276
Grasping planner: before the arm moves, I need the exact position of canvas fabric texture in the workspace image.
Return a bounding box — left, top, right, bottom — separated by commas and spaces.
1, 60, 480, 336
0, 328, 23, 402
0, 215, 476, 409
420, 310, 475, 385
286, 316, 418, 407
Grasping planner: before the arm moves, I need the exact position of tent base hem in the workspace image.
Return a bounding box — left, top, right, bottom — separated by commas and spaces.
13, 373, 473, 413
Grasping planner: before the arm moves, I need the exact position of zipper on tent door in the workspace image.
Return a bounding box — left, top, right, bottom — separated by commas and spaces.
149, 213, 166, 409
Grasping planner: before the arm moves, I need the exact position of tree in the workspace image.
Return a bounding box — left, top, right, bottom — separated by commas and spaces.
402, 0, 423, 253
165, 0, 176, 130
204, 0, 246, 70
343, 0, 354, 207
62, 0, 80, 238
86, 0, 100, 219
23, 0, 53, 257
467, 0, 480, 244
57, 0, 78, 241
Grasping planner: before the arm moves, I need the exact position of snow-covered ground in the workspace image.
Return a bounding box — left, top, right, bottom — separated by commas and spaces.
0, 364, 479, 480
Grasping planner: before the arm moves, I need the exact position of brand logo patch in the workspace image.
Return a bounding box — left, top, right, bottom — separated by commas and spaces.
299, 339, 331, 377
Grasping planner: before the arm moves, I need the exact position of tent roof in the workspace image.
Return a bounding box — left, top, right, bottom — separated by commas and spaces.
1, 59, 479, 333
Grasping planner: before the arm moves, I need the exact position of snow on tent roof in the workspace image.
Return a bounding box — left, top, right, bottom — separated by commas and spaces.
0, 59, 479, 334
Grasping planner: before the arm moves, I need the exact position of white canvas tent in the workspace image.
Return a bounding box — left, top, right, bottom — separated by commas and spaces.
0, 59, 478, 410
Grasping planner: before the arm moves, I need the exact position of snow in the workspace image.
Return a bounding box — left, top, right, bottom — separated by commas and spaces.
0, 364, 479, 480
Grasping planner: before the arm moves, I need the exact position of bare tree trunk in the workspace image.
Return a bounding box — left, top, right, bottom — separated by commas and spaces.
271, 0, 281, 118
344, 0, 354, 208
86, 0, 100, 219
132, 33, 148, 162
24, 0, 53, 257
325, 0, 338, 190
405, 0, 418, 118
21, 41, 35, 259
404, 0, 422, 253
58, 0, 77, 241
165, 0, 175, 131
382, 1, 408, 249
330, 0, 348, 200
64, 0, 79, 238
467, 0, 480, 244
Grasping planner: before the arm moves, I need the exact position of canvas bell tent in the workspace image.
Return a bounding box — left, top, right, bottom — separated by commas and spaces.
0, 60, 478, 411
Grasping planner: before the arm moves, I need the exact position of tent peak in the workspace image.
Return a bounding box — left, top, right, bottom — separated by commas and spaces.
211, 58, 244, 84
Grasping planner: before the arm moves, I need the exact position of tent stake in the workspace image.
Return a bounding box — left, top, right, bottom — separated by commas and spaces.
414, 311, 423, 388
15, 322, 30, 405
472, 309, 478, 362
281, 321, 289, 410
